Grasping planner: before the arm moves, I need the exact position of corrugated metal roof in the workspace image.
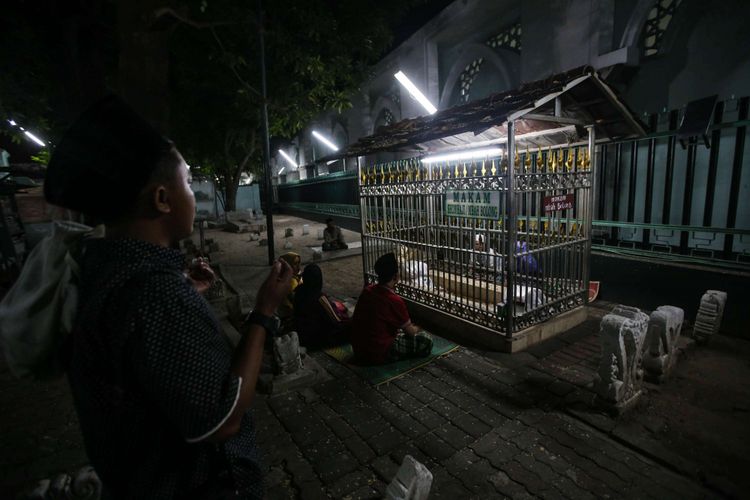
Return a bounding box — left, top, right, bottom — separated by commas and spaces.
319, 66, 645, 161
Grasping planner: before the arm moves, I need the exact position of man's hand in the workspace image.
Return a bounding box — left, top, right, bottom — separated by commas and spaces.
255, 260, 293, 316
403, 322, 421, 336
187, 258, 216, 294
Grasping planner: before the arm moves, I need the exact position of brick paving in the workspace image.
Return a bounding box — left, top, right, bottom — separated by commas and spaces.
0, 222, 746, 498
249, 343, 718, 499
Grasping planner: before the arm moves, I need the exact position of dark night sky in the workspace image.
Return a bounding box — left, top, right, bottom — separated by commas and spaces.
391, 0, 455, 49
1, 0, 458, 164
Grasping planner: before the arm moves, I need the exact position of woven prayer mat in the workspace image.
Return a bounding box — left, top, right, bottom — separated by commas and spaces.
323, 335, 459, 386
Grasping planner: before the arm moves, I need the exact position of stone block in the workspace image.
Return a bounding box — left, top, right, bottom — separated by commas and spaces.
249, 232, 260, 241
313, 249, 323, 261
20, 466, 102, 500
385, 455, 433, 500
594, 305, 648, 414
285, 227, 294, 238
693, 290, 727, 344
302, 224, 310, 235
274, 331, 303, 375
225, 220, 250, 233
259, 356, 327, 395
643, 305, 684, 383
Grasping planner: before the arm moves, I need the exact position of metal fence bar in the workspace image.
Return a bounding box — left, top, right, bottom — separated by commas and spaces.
724, 96, 749, 257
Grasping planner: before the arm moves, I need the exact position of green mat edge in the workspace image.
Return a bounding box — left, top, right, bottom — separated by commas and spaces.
324, 341, 460, 386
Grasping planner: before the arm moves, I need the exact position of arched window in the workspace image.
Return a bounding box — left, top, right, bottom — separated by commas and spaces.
374, 108, 396, 130
331, 121, 348, 150
458, 58, 484, 104
486, 22, 522, 53
642, 0, 682, 57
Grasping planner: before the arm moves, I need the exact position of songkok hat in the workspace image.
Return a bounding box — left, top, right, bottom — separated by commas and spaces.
374, 252, 398, 282
44, 95, 173, 222
280, 252, 301, 268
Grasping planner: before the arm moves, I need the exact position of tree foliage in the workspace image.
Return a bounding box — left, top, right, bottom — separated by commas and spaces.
168, 0, 424, 209
1, 0, 424, 209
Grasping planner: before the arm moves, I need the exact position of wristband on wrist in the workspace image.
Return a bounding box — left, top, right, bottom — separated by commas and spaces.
243, 310, 278, 336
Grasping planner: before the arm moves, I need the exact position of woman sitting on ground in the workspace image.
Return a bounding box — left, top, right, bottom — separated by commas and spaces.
293, 264, 350, 350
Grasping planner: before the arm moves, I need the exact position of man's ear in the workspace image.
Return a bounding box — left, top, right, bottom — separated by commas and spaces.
152, 184, 172, 214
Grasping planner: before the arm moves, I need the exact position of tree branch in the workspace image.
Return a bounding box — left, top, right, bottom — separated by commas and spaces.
151, 7, 236, 30
210, 28, 262, 98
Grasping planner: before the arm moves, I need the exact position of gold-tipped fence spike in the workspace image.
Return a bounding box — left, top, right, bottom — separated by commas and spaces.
536, 146, 543, 169
557, 149, 564, 170
463, 163, 468, 178
551, 149, 557, 172
454, 164, 460, 178
491, 159, 497, 176
524, 148, 531, 171
577, 148, 584, 169
584, 148, 591, 170
481, 160, 487, 176
514, 149, 520, 170
565, 148, 573, 171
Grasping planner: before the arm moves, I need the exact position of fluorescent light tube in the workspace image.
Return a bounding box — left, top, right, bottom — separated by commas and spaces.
24, 131, 46, 147
312, 131, 338, 151
421, 147, 503, 164
394, 71, 437, 115
278, 149, 298, 168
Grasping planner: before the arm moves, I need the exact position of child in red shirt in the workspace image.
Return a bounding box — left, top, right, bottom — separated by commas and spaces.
351, 253, 432, 364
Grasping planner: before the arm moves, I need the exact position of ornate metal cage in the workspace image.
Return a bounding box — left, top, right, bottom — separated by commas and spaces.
358, 125, 597, 337
313, 68, 643, 347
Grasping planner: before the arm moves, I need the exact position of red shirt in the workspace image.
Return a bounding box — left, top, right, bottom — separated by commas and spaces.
351, 284, 411, 364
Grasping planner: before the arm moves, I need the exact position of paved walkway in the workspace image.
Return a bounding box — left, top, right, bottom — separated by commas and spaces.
1, 215, 748, 498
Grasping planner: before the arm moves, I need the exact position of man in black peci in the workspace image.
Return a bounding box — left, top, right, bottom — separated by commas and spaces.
44, 96, 291, 499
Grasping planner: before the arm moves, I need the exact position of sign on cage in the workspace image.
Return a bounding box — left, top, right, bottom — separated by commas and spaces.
543, 193, 575, 212
445, 189, 501, 219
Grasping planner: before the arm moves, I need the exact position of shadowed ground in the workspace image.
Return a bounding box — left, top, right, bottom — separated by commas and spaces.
1, 215, 747, 498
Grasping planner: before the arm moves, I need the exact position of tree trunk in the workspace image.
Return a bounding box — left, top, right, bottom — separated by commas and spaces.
224, 174, 239, 212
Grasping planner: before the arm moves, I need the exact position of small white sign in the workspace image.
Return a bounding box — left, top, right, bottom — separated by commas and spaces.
445, 190, 501, 219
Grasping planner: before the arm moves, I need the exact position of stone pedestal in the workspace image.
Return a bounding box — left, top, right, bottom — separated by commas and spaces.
693, 290, 727, 344
273, 332, 303, 375
385, 455, 433, 500
643, 306, 684, 383
21, 466, 102, 500
594, 305, 649, 414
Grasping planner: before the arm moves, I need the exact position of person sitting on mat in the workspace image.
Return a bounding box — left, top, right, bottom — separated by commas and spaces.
351, 253, 433, 365
322, 218, 348, 251
293, 264, 350, 350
